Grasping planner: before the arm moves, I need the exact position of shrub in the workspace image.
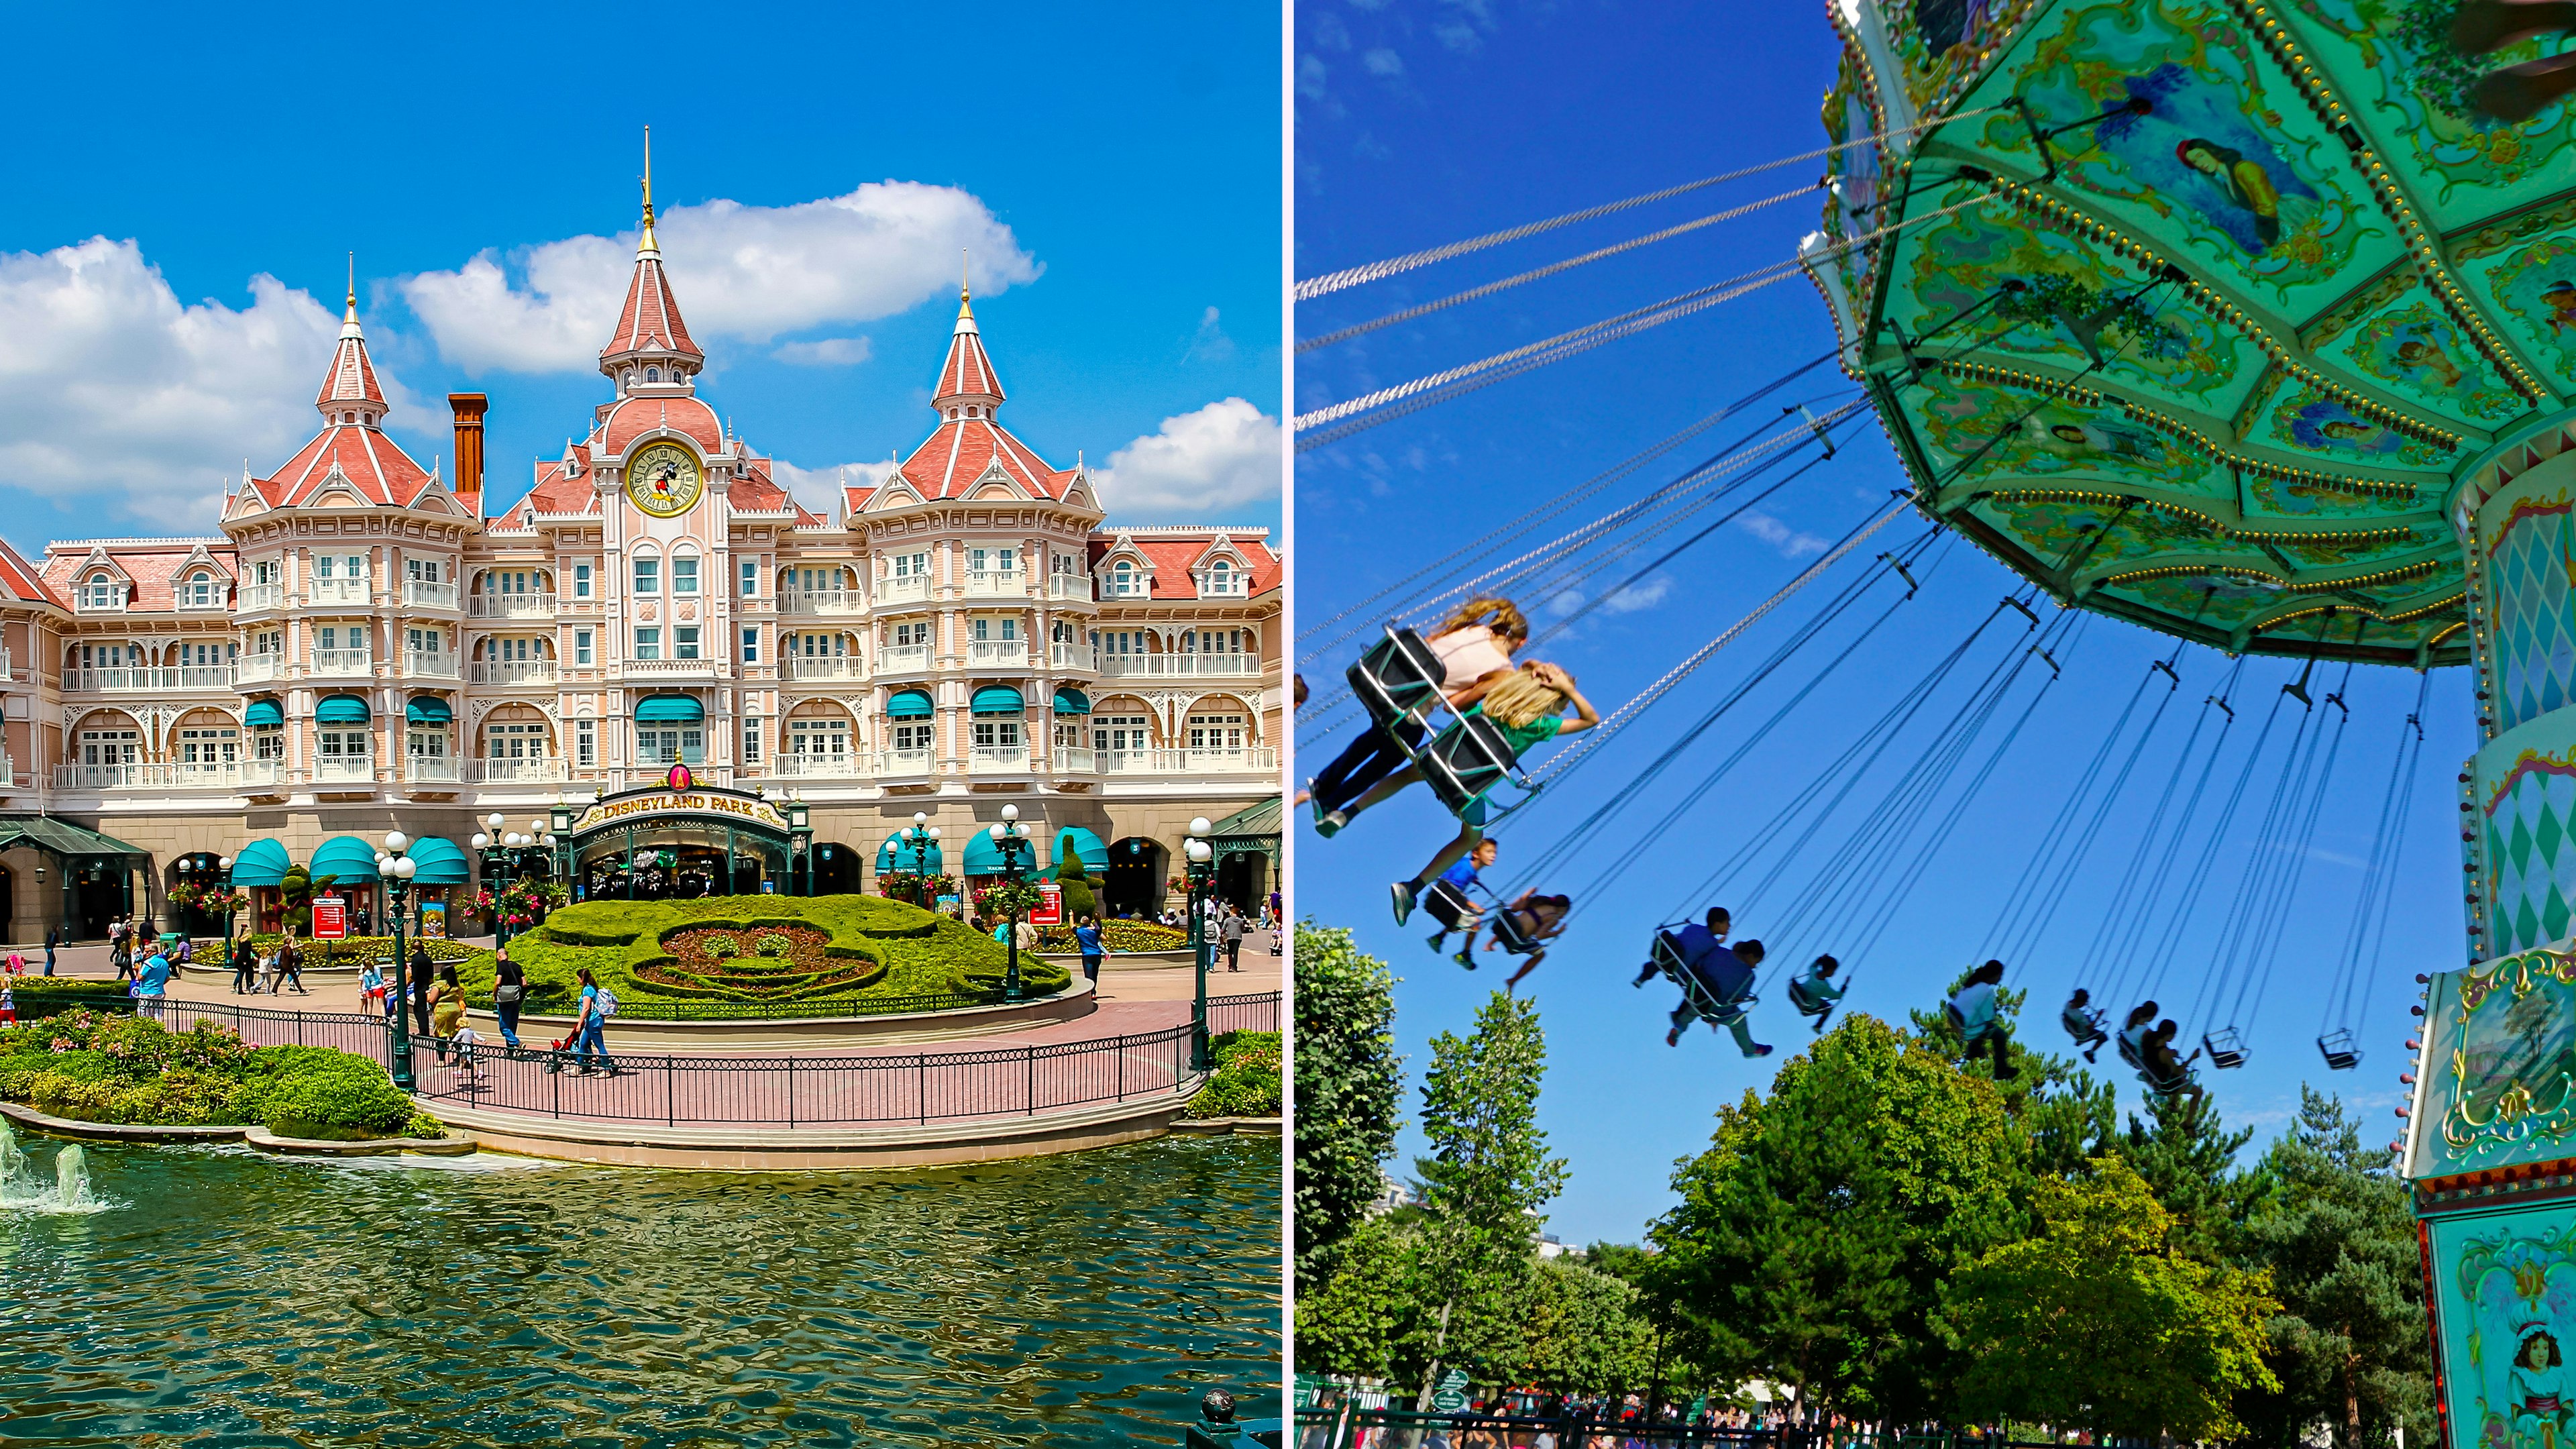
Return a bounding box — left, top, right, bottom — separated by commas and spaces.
1036, 920, 1189, 953
704, 936, 739, 959
0, 1012, 421, 1136
1185, 1030, 1282, 1118
755, 933, 793, 957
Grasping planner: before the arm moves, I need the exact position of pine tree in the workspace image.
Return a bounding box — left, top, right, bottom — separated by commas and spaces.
2118, 1091, 2259, 1261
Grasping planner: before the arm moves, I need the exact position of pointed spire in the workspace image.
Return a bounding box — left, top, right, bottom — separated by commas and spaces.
601, 129, 702, 380
639, 125, 660, 257
959, 248, 973, 320
932, 262, 1006, 415
315, 255, 387, 425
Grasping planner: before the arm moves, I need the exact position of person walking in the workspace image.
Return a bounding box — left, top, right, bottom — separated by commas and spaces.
42, 925, 56, 977
429, 963, 466, 1060
409, 943, 435, 1036
278, 935, 308, 995
111, 918, 134, 983
491, 949, 527, 1051
359, 959, 385, 1018
1073, 914, 1107, 986
1220, 906, 1247, 972
569, 966, 614, 1076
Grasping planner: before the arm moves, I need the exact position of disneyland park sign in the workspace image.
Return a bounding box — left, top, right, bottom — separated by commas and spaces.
570, 770, 790, 837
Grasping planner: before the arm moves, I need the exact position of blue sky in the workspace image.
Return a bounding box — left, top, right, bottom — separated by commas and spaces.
1293, 0, 2461, 1246
0, 3, 1281, 547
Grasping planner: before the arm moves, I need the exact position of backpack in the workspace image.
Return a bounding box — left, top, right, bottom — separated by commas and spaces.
593, 987, 620, 1019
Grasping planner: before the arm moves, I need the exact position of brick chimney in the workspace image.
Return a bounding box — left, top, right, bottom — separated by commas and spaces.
449, 393, 488, 515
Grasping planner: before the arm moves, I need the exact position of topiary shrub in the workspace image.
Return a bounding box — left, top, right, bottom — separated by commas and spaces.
755, 933, 793, 957
705, 935, 740, 959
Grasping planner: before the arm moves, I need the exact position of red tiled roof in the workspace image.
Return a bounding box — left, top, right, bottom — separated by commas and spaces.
522, 458, 598, 517
601, 394, 723, 456
41, 542, 236, 612
733, 462, 824, 525
879, 418, 1075, 503
0, 539, 64, 608
1088, 533, 1281, 600
934, 305, 1004, 403
251, 424, 438, 508
315, 317, 385, 409
602, 252, 700, 366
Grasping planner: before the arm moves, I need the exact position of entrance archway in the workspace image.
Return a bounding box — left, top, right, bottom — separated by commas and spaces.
1105, 837, 1165, 919
812, 843, 860, 895
566, 782, 794, 902
1216, 851, 1265, 912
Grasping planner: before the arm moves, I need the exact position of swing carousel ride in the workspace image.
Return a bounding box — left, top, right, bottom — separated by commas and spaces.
1297, 4, 2576, 1436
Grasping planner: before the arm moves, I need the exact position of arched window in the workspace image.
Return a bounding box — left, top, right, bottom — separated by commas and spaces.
949, 409, 960, 421
645, 366, 661, 382
183, 572, 216, 608
1205, 560, 1234, 595
81, 573, 117, 610
1110, 561, 1138, 598
967, 406, 979, 418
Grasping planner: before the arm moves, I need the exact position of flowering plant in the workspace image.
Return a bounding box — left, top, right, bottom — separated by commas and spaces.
972, 879, 1044, 919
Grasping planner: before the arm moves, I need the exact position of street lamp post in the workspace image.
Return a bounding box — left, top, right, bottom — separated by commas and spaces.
215, 854, 236, 955
380, 830, 419, 1092
989, 805, 1032, 1003
1184, 816, 1214, 1072
900, 812, 941, 912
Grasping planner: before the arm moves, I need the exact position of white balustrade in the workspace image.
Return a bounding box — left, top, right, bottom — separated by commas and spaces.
969, 745, 1031, 773
1095, 653, 1259, 678
874, 575, 932, 606
311, 649, 373, 676
1049, 643, 1097, 672
403, 580, 461, 610
965, 639, 1028, 669
965, 570, 1024, 598
51, 761, 282, 790
1046, 573, 1094, 602
239, 584, 285, 611
311, 757, 376, 785
621, 657, 720, 678
784, 656, 863, 682
469, 757, 568, 784
403, 651, 459, 680
873, 748, 935, 777
405, 757, 461, 784
466, 660, 557, 686
771, 752, 861, 777
307, 578, 370, 606
233, 655, 284, 684
780, 589, 863, 615
875, 644, 932, 674
174, 665, 231, 690
468, 592, 555, 618
1052, 746, 1096, 773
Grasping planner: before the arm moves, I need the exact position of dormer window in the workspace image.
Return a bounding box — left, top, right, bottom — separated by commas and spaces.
645, 366, 662, 382
949, 409, 960, 421
967, 406, 979, 419
1110, 560, 1142, 598
81, 573, 118, 610
1205, 560, 1238, 596
183, 572, 217, 608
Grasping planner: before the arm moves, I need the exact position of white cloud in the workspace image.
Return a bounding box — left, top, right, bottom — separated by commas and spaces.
1606, 577, 1673, 613
1093, 399, 1283, 519
773, 336, 873, 367
0, 236, 420, 527
770, 458, 900, 517
1183, 307, 1236, 364
398, 182, 1040, 374
1742, 512, 1828, 557
1362, 47, 1405, 76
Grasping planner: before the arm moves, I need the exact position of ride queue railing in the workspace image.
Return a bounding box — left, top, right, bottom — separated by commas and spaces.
85, 991, 1280, 1129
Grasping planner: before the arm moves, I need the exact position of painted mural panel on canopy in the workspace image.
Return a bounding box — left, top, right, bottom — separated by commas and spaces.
2267, 523, 2444, 566
2279, 0, 2576, 227
1968, 493, 2271, 570
2483, 747, 2576, 958
2239, 467, 2426, 520
1887, 208, 2257, 408
2425, 1203, 2576, 1449
2302, 269, 2529, 427
1865, 0, 2036, 117
2454, 199, 2576, 384
2411, 955, 2576, 1178
1914, 372, 2222, 491
2107, 572, 2455, 645
1970, 1, 2400, 316
1821, 50, 1890, 317
2237, 370, 2457, 470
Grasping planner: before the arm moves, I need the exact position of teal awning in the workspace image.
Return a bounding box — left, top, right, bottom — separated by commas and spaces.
1051, 688, 1092, 715
1054, 826, 1108, 871
962, 828, 1038, 876
230, 837, 292, 887
315, 694, 370, 725
403, 836, 470, 885
406, 696, 451, 725
307, 835, 381, 883
875, 837, 946, 874
244, 699, 284, 728
886, 689, 933, 720
636, 694, 704, 724
971, 686, 1024, 716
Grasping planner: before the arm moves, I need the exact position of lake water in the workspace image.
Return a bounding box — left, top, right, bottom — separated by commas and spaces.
0, 1132, 1279, 1446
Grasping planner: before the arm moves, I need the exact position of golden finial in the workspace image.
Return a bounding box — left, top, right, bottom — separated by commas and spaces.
345, 251, 356, 312
639, 125, 660, 253
959, 248, 973, 318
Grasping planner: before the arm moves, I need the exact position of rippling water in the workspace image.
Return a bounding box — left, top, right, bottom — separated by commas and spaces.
0, 1134, 1281, 1446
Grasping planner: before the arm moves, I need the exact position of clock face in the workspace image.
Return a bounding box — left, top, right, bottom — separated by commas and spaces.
625, 442, 704, 518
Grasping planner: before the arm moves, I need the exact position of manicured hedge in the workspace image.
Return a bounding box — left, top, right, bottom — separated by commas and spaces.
459, 895, 1057, 1014
237, 934, 484, 967
1036, 920, 1190, 953
1183, 1029, 1281, 1118
0, 1008, 440, 1138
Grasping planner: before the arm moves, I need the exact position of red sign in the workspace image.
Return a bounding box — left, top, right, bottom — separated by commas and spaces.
666, 763, 694, 791
311, 898, 347, 940
1030, 882, 1064, 927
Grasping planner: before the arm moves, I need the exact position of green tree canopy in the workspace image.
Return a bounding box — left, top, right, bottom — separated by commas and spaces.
1291, 922, 1403, 1295
1651, 1013, 2025, 1420
1944, 1157, 2280, 1440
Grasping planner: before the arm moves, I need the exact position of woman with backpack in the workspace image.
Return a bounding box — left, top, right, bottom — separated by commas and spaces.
570, 966, 617, 1076
490, 949, 527, 1050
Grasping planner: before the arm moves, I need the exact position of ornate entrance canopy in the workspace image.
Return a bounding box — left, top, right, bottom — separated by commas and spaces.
566, 782, 804, 899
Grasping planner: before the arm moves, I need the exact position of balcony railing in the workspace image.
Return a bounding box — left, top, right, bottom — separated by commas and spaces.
470, 757, 567, 784
875, 576, 932, 606
308, 578, 370, 606
311, 649, 373, 677
1097, 653, 1259, 678
469, 592, 555, 618
175, 665, 231, 690
875, 644, 932, 675
770, 752, 861, 777
873, 748, 935, 777
405, 758, 461, 785
969, 745, 1032, 773
1050, 643, 1097, 672
234, 655, 284, 684
965, 569, 1024, 598
780, 589, 863, 615
403, 651, 459, 680
1053, 746, 1096, 773
1096, 747, 1279, 775
240, 584, 286, 612
52, 761, 280, 791
784, 656, 863, 682
466, 660, 557, 686
621, 657, 721, 678
403, 580, 461, 610
1046, 573, 1094, 602
965, 639, 1028, 669
64, 667, 150, 692
311, 757, 376, 786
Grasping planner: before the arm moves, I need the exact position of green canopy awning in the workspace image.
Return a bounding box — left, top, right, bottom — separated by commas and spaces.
404, 837, 470, 885
406, 696, 452, 725
244, 698, 284, 728
0, 815, 148, 861
315, 694, 370, 724
971, 686, 1024, 716
886, 690, 933, 720
1051, 688, 1092, 715
636, 694, 704, 724
875, 837, 946, 874
1205, 797, 1281, 854
231, 837, 292, 887
1054, 826, 1108, 871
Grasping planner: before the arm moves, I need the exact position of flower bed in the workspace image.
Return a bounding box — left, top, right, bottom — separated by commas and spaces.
460, 895, 1057, 1014
1183, 1030, 1281, 1118
0, 1008, 441, 1138
238, 934, 487, 969
1036, 920, 1189, 953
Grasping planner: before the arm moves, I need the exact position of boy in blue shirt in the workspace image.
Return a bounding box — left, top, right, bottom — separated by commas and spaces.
1417, 838, 1499, 961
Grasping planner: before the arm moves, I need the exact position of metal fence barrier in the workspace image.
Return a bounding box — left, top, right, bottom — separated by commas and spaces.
1292, 1409, 2078, 1449
87, 990, 1283, 1130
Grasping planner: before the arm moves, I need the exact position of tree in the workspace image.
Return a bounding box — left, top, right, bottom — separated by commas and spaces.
1053, 833, 1099, 920
1292, 922, 1403, 1295
1909, 981, 2119, 1180
2233, 1089, 2433, 1449
1296, 1216, 1430, 1383
1403, 989, 1568, 1409
1652, 1013, 2027, 1421
2118, 1091, 2259, 1262
1945, 1157, 2280, 1440
1520, 1257, 1654, 1393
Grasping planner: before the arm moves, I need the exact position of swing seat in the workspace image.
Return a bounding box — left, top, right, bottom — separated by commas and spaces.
2061, 1008, 2106, 1045
1421, 877, 1480, 933
1418, 710, 1537, 821
1489, 906, 1542, 957
2139, 1063, 2197, 1098
1348, 627, 1448, 731
1787, 977, 1826, 1016
2202, 1027, 2247, 1071
1654, 929, 1754, 1020
2116, 1032, 2151, 1074
2317, 1029, 2361, 1071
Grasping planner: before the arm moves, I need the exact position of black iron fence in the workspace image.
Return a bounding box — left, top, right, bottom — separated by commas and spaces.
1293, 1407, 2076, 1449
103, 990, 1283, 1130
